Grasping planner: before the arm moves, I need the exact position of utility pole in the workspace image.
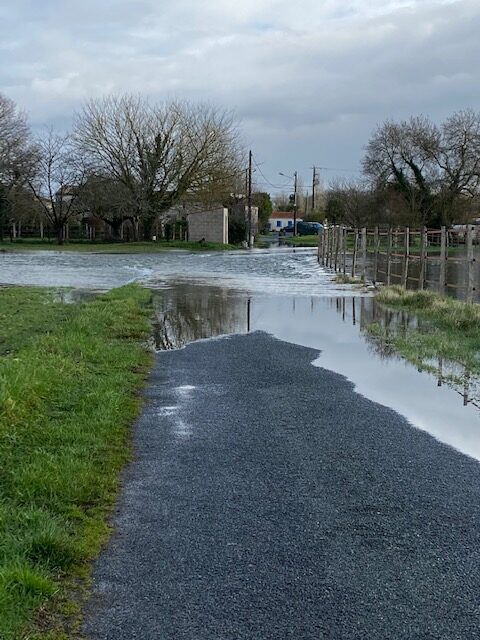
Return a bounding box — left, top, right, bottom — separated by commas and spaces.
247, 150, 253, 247
293, 170, 297, 237
312, 166, 320, 214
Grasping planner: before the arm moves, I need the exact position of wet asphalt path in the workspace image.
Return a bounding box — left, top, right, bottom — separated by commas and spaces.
84, 333, 480, 639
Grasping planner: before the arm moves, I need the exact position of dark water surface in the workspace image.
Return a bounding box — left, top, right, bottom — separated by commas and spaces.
1, 247, 478, 461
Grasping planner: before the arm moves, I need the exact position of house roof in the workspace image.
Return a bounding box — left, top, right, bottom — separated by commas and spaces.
270, 211, 297, 219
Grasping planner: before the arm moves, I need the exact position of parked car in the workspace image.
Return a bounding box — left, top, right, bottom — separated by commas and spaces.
297, 221, 324, 236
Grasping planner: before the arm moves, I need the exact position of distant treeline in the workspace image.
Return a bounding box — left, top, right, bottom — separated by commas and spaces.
0, 93, 245, 243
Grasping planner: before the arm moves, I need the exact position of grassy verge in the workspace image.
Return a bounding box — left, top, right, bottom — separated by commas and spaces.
369, 285, 480, 375
0, 284, 153, 639
0, 240, 235, 253
280, 235, 320, 247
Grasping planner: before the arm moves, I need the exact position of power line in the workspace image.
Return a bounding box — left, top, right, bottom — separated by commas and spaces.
312, 166, 362, 174
253, 157, 292, 190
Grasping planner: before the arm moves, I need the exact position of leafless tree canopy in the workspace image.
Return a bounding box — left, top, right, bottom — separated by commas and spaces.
363, 110, 480, 226
0, 93, 39, 239
28, 129, 87, 243
76, 173, 135, 237
325, 179, 375, 227
0, 93, 36, 189
73, 95, 243, 237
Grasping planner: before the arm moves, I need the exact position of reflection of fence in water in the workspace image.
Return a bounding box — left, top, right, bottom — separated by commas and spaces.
319, 225, 479, 301
331, 296, 480, 410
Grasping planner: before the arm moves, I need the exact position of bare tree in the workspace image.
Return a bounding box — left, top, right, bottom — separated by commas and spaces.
73, 95, 243, 239
28, 129, 87, 244
326, 179, 375, 227
433, 109, 480, 224
0, 93, 37, 240
363, 116, 438, 226
363, 111, 480, 227
77, 173, 135, 238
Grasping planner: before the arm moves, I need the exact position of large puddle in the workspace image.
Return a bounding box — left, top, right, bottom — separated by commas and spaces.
1, 247, 478, 461
151, 280, 480, 462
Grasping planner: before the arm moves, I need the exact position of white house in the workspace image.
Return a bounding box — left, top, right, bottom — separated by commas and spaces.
268, 211, 303, 231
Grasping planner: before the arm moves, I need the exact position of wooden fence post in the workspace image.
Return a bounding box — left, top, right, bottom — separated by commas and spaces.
351, 228, 358, 278
361, 227, 367, 281
342, 226, 347, 275
402, 227, 409, 288
330, 225, 335, 269
327, 225, 331, 268
326, 225, 331, 266
386, 227, 392, 286
466, 225, 475, 302
333, 224, 340, 272
373, 227, 379, 285
439, 225, 447, 293
322, 225, 327, 266
419, 226, 427, 290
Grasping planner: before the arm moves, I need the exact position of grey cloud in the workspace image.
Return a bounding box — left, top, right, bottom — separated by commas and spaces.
0, 0, 478, 188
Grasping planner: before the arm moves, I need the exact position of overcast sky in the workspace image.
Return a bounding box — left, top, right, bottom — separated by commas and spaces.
1, 0, 479, 194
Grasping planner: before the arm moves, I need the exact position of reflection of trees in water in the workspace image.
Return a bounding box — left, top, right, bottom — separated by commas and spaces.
152, 283, 249, 349
333, 296, 480, 409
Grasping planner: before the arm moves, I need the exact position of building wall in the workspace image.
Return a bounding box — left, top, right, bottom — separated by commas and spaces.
187, 208, 229, 244
269, 216, 303, 231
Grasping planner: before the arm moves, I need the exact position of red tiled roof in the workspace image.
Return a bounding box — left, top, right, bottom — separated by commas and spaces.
270, 211, 297, 219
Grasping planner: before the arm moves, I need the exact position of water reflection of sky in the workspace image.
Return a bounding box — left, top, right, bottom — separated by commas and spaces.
255, 296, 480, 462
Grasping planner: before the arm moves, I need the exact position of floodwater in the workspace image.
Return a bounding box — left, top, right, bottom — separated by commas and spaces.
0, 247, 351, 296
339, 247, 480, 301
1, 247, 479, 461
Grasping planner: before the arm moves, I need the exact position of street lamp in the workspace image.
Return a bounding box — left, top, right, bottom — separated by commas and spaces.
279, 171, 298, 236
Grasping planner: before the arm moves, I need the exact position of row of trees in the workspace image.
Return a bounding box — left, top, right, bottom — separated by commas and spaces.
0, 93, 244, 242
326, 110, 480, 228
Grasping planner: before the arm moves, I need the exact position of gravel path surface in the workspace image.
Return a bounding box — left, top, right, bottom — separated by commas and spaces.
84, 332, 480, 639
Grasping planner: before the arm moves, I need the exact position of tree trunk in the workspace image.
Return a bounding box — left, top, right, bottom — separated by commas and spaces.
0, 193, 10, 243
106, 219, 123, 240
56, 223, 64, 245
142, 217, 155, 241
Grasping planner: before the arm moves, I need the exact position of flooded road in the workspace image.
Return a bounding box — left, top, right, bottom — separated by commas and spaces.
1, 247, 479, 461
0, 247, 343, 296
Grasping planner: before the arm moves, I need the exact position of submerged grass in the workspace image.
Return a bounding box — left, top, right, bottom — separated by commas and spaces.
0, 240, 234, 253
0, 284, 153, 638
370, 286, 480, 375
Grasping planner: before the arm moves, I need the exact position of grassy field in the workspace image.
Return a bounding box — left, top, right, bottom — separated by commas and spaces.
0, 239, 235, 253
0, 285, 153, 639
369, 286, 480, 376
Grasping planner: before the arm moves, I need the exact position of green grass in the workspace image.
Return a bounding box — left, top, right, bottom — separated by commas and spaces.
335, 273, 364, 285
280, 235, 320, 247
0, 239, 235, 253
369, 285, 480, 375
0, 284, 153, 638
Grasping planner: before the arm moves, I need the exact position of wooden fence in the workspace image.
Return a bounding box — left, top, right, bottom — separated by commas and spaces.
318, 225, 478, 301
